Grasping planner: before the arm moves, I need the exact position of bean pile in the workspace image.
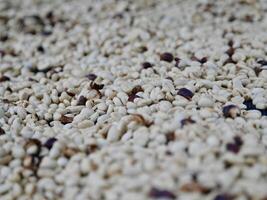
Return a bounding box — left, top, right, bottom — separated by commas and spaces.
1, 0, 267, 199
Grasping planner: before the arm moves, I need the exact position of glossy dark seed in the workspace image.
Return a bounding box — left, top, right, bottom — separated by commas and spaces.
41, 30, 52, 36
37, 45, 45, 53
214, 193, 234, 200
44, 138, 57, 150
77, 95, 87, 105
243, 99, 267, 116
177, 88, 194, 100
257, 60, 267, 66
160, 52, 174, 62
0, 127, 5, 135
142, 62, 153, 69
226, 142, 241, 154
86, 73, 97, 81
0, 75, 10, 82
222, 105, 239, 118
90, 82, 104, 90
59, 115, 73, 125
243, 99, 256, 110
149, 187, 176, 199
199, 57, 208, 64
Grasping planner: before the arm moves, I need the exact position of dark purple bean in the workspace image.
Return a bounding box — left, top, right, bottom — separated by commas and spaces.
222, 105, 240, 118
77, 95, 87, 105
177, 88, 194, 100
214, 193, 234, 200
44, 138, 57, 150
142, 62, 153, 69
86, 73, 97, 81
149, 187, 176, 199
90, 82, 104, 90
160, 52, 174, 62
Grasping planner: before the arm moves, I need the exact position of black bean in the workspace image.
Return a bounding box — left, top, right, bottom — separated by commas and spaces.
243, 99, 256, 110
222, 105, 239, 118
199, 57, 207, 64
226, 138, 242, 154
160, 52, 174, 62
41, 30, 52, 36
44, 138, 57, 150
148, 187, 176, 199
142, 62, 153, 69
177, 88, 194, 100
77, 95, 87, 106
243, 99, 267, 116
257, 60, 267, 66
0, 127, 5, 135
214, 193, 234, 200
86, 73, 97, 81
37, 45, 45, 53
0, 75, 10, 82
90, 82, 104, 90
